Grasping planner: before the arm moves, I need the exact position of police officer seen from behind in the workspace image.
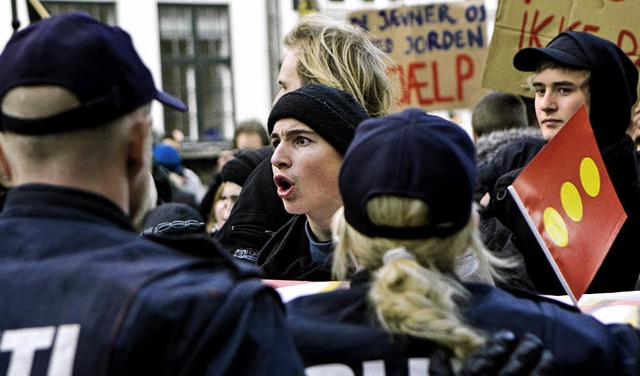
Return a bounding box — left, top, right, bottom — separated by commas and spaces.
0, 12, 303, 375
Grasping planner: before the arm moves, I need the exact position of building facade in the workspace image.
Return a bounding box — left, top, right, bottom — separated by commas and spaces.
0, 0, 497, 147
1, 0, 296, 144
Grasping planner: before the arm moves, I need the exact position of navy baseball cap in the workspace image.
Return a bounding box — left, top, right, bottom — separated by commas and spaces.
0, 11, 187, 135
339, 108, 476, 239
513, 31, 591, 72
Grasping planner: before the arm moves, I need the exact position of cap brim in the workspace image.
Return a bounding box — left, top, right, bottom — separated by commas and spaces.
156, 90, 188, 112
513, 47, 588, 72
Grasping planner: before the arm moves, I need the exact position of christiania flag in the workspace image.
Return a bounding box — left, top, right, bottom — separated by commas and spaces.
508, 104, 626, 305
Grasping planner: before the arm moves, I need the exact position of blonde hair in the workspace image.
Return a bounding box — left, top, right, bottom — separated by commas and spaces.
332, 196, 510, 360
206, 182, 226, 234
284, 13, 395, 118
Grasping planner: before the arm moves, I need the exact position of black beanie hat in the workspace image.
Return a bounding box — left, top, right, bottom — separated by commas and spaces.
220, 146, 272, 187
268, 84, 369, 155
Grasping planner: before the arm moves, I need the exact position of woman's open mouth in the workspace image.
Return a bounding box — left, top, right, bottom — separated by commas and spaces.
274, 175, 294, 199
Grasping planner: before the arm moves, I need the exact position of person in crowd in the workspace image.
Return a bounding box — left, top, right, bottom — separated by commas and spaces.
629, 105, 640, 179
0, 12, 303, 375
472, 90, 541, 163
286, 108, 640, 375
472, 90, 542, 206
214, 148, 236, 175
627, 104, 640, 152
152, 142, 205, 205
154, 129, 206, 205
479, 31, 640, 295
472, 90, 527, 139
232, 119, 269, 150
471, 91, 541, 292
214, 13, 395, 260
272, 14, 394, 116
161, 128, 185, 152
209, 180, 241, 235
255, 84, 369, 279
198, 146, 272, 236
151, 157, 177, 204
211, 120, 269, 177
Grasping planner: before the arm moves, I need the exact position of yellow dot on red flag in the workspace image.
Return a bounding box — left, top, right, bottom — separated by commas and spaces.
561, 182, 583, 222
542, 157, 604, 248
543, 207, 568, 247
580, 157, 600, 197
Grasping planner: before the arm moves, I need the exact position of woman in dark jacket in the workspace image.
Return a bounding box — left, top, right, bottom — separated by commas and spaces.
287, 108, 640, 375
255, 84, 369, 280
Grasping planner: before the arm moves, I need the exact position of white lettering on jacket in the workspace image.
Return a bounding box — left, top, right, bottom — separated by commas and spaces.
0, 324, 80, 376
306, 358, 429, 375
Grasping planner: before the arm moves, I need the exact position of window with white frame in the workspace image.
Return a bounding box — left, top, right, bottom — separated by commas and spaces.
40, 1, 116, 24
158, 4, 233, 142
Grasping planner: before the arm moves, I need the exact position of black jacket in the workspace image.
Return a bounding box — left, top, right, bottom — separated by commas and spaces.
213, 157, 293, 261
256, 214, 332, 281
0, 184, 304, 375
475, 136, 545, 205
287, 271, 640, 375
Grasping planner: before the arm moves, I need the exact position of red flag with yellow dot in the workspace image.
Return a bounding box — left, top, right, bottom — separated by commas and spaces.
509, 104, 626, 304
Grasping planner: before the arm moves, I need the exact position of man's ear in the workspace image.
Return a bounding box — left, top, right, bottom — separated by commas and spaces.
127, 112, 152, 180
0, 140, 13, 186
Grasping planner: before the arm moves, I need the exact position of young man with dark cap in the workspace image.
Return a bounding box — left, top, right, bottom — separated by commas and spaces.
286, 108, 640, 375
0, 12, 303, 375
480, 31, 640, 295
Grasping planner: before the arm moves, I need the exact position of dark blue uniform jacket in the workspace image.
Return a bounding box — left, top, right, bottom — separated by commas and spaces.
0, 184, 303, 376
287, 271, 640, 375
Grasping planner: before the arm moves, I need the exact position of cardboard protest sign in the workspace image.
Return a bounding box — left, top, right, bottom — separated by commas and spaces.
484, 0, 640, 98
347, 0, 488, 111
508, 105, 626, 304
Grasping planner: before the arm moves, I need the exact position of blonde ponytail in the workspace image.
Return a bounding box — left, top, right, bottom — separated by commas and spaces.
331, 197, 496, 360
370, 247, 484, 359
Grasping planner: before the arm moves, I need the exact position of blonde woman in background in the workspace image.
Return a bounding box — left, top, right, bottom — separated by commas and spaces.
215, 12, 395, 260
274, 13, 395, 117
